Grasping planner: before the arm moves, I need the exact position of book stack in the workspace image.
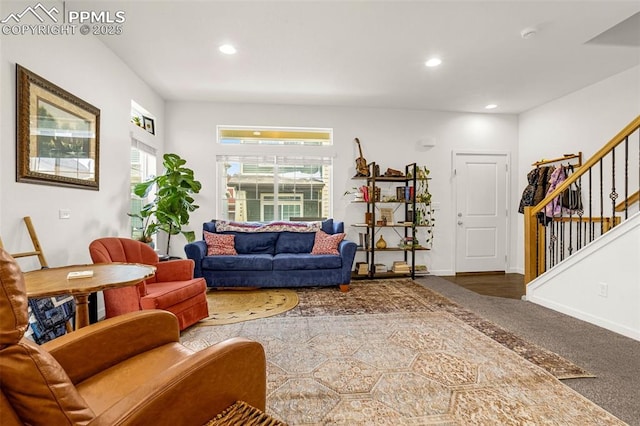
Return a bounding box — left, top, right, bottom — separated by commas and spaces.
359, 185, 381, 202
413, 264, 429, 275
356, 262, 369, 275
360, 185, 370, 202
392, 261, 410, 274
374, 263, 387, 273
404, 186, 415, 202
396, 187, 405, 201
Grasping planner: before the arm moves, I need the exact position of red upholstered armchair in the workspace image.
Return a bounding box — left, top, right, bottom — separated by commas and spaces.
89, 237, 208, 330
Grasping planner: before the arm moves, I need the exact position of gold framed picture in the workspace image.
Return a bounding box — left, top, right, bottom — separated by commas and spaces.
16, 64, 100, 190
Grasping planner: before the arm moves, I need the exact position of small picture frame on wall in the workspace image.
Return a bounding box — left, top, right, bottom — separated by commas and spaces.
142, 116, 155, 135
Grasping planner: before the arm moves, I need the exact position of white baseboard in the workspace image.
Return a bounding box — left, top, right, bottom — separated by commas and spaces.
528, 294, 640, 342
427, 269, 455, 276
426, 269, 523, 276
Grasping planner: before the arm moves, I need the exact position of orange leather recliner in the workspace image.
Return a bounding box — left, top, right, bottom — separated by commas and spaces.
0, 248, 267, 425
89, 237, 208, 330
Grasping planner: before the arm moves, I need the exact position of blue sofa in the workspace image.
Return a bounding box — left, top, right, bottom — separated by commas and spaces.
184, 219, 357, 291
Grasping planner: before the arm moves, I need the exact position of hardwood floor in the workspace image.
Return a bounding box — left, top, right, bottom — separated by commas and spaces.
441, 272, 525, 300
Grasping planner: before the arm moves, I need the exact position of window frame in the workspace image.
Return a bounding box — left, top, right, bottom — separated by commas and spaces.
130, 139, 157, 242
216, 125, 335, 222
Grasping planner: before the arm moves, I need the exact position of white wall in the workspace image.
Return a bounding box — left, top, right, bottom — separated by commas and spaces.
517, 65, 640, 273
165, 102, 519, 274
527, 213, 640, 340
518, 66, 640, 339
0, 30, 165, 270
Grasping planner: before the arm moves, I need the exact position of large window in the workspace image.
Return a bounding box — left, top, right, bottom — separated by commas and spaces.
130, 140, 157, 240
217, 126, 333, 222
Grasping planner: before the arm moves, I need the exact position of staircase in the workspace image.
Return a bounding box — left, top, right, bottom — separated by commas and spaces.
523, 115, 640, 341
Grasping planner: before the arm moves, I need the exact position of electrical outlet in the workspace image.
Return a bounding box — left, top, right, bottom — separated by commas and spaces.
59, 209, 71, 219
598, 282, 608, 298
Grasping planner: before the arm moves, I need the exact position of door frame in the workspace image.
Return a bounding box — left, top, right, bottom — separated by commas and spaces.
452, 150, 511, 273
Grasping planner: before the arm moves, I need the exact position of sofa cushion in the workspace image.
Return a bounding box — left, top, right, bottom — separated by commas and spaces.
223, 232, 279, 255
204, 231, 237, 255
202, 254, 273, 271
204, 219, 337, 234
273, 253, 342, 270
321, 218, 334, 233
141, 278, 206, 310
275, 232, 315, 254
311, 231, 345, 255
216, 220, 320, 233
203, 221, 217, 234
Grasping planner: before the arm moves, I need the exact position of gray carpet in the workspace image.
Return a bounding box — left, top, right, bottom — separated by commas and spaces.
416, 275, 640, 426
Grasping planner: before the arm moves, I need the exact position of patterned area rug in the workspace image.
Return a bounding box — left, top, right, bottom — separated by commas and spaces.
182, 312, 623, 425
283, 279, 593, 380
201, 288, 299, 325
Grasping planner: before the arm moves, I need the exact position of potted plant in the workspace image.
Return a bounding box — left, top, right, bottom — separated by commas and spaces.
132, 153, 202, 255
128, 210, 155, 247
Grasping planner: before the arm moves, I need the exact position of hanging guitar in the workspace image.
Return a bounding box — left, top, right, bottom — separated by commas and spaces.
354, 138, 370, 177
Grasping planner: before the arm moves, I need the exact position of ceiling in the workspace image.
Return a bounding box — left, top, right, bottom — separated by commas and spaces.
95, 1, 640, 114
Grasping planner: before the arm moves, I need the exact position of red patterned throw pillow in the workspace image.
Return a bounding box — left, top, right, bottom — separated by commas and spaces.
204, 231, 237, 255
311, 230, 345, 255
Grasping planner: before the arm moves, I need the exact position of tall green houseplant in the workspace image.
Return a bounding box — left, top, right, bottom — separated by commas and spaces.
133, 153, 202, 254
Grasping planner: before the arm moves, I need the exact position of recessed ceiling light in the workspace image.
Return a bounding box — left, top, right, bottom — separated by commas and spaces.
425, 58, 442, 67
219, 44, 237, 55
253, 131, 261, 136
485, 104, 498, 110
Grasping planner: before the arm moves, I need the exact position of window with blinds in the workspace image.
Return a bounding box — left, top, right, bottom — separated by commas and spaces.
216, 126, 334, 222
130, 139, 157, 241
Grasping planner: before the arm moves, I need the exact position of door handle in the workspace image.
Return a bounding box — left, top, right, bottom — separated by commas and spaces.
457, 221, 463, 225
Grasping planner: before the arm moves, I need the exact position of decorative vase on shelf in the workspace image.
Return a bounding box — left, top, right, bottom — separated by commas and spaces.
376, 235, 387, 249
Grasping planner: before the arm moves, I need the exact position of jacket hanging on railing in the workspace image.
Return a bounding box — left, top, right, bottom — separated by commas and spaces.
518, 166, 553, 214
533, 166, 553, 206
544, 166, 567, 218
518, 169, 539, 213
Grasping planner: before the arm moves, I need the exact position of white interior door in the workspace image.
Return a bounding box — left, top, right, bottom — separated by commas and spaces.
455, 153, 508, 273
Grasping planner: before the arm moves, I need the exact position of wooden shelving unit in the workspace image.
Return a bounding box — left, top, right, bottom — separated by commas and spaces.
351, 162, 432, 279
